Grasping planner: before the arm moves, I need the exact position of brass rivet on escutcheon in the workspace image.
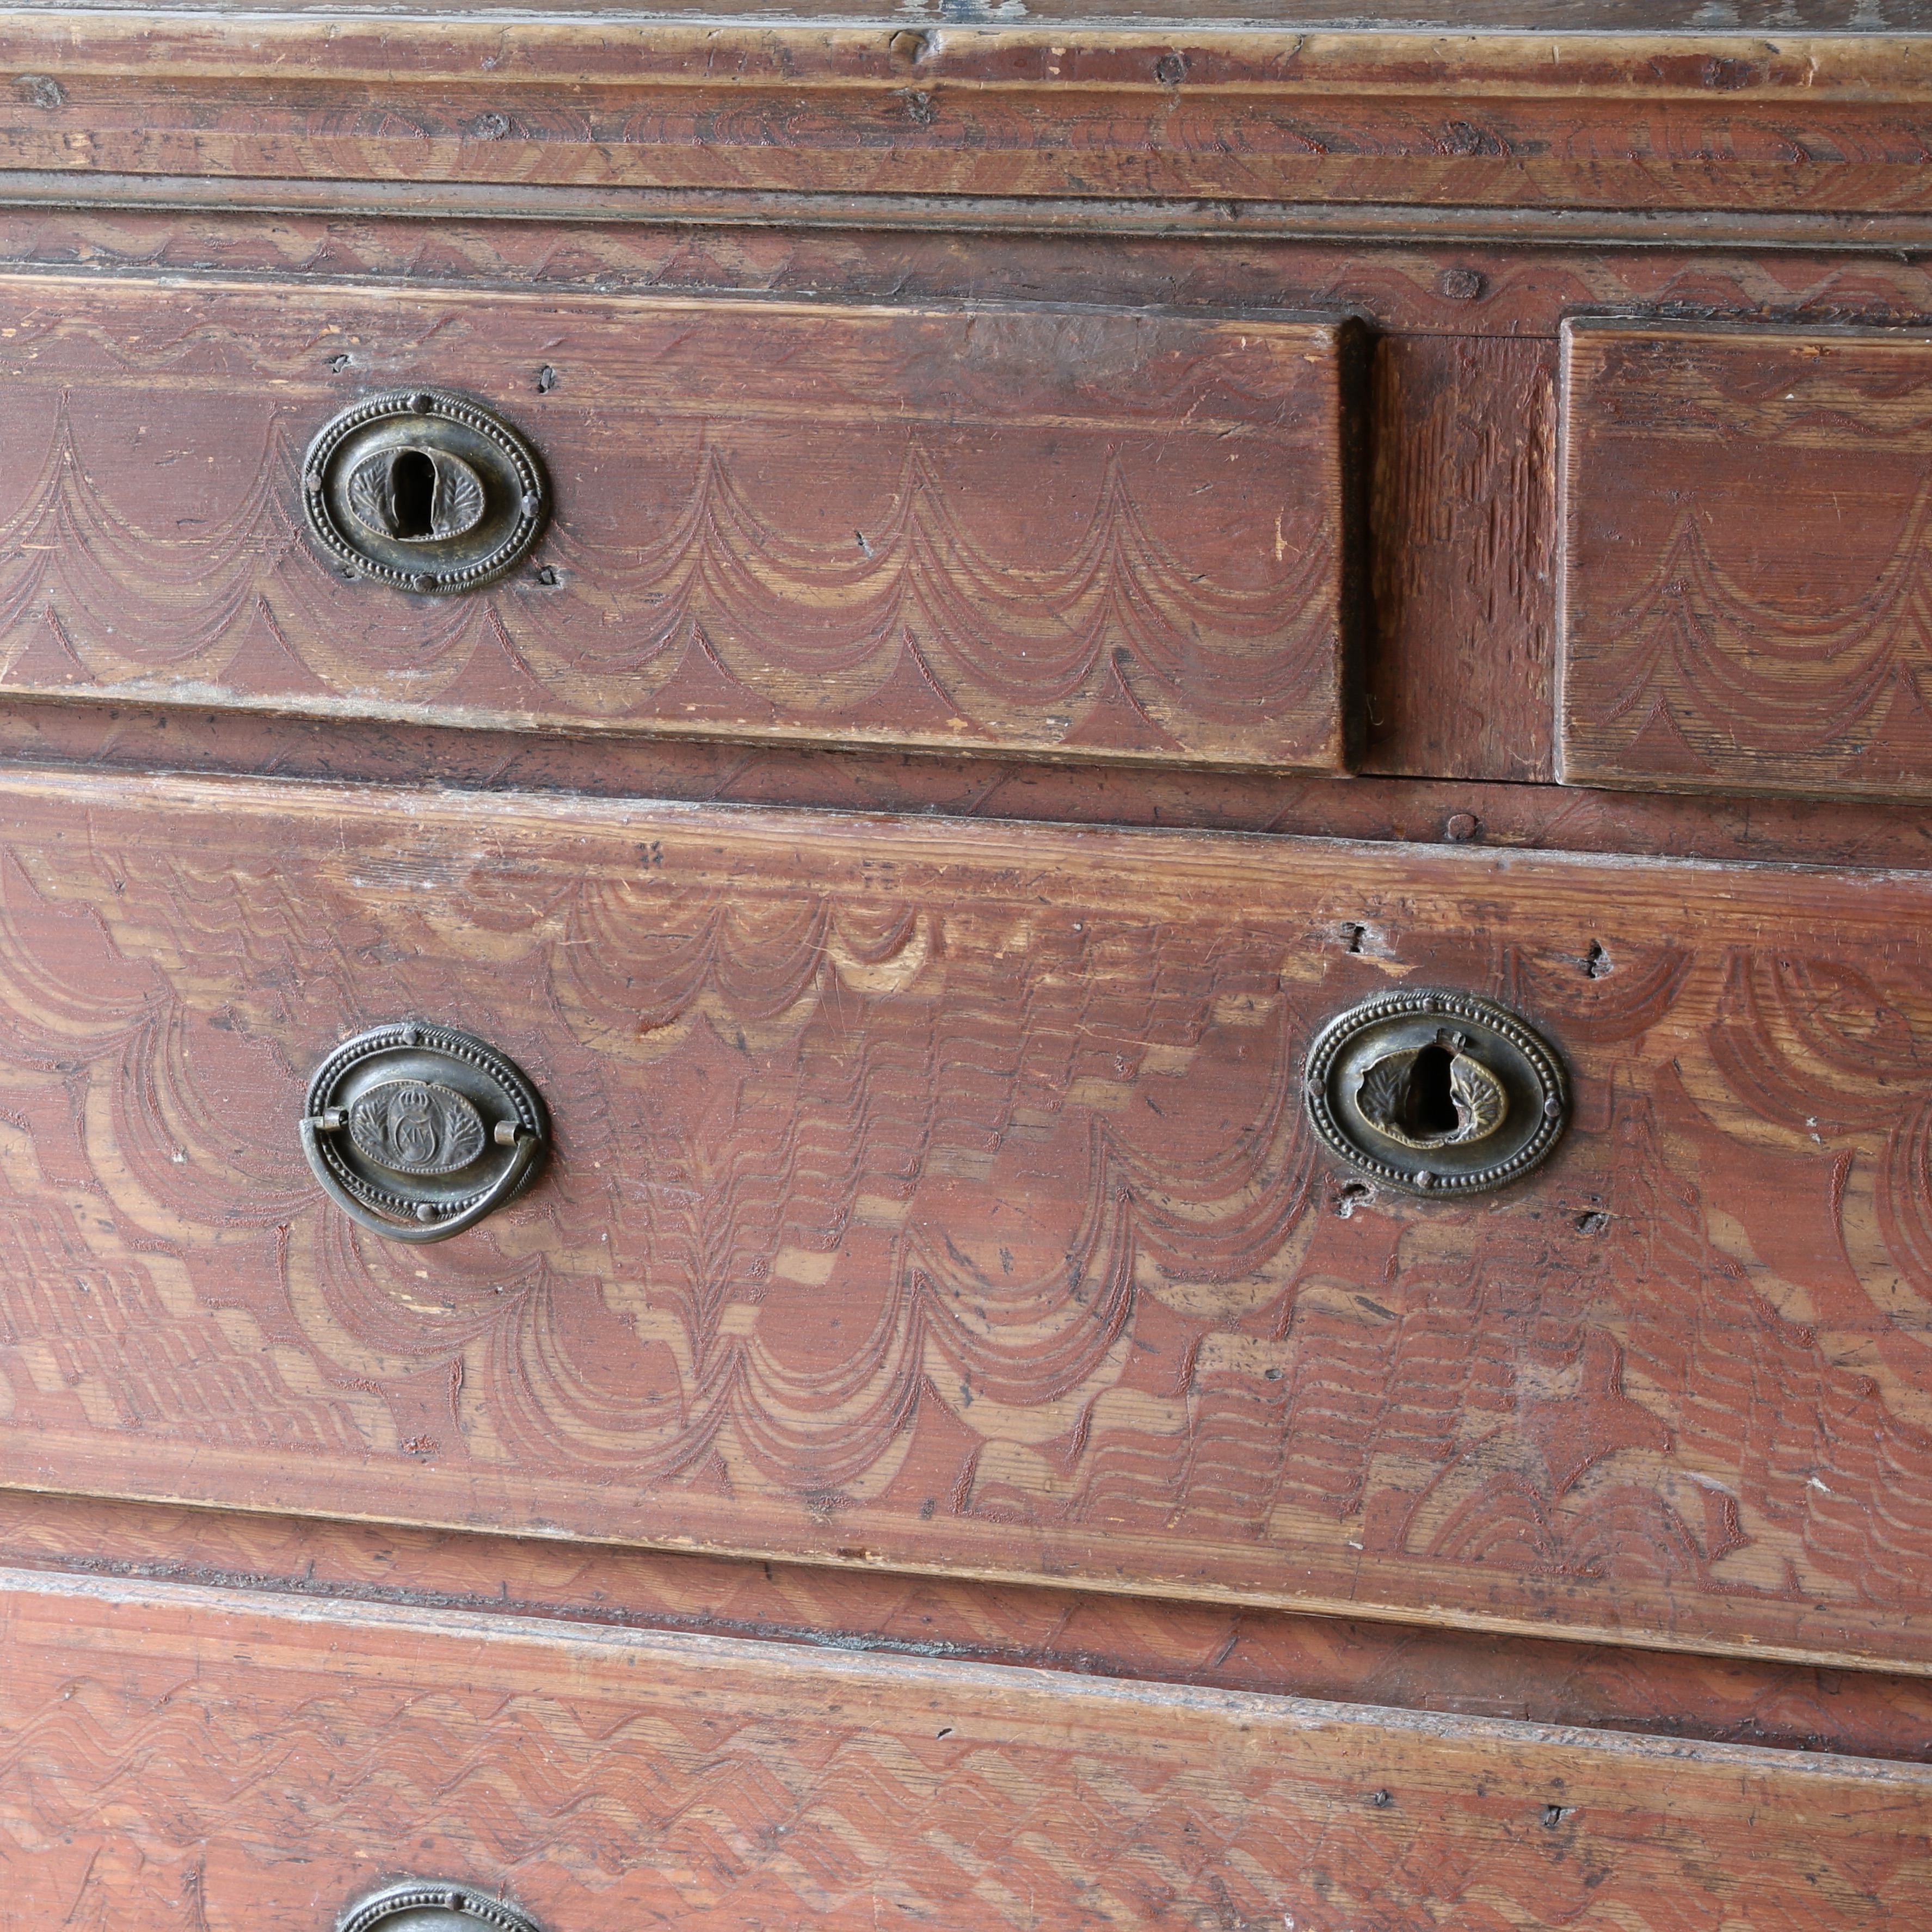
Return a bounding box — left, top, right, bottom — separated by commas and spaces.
1303, 988, 1570, 1197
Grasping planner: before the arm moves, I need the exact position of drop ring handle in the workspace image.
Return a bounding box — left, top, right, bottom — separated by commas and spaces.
301, 1020, 550, 1245
301, 1111, 542, 1245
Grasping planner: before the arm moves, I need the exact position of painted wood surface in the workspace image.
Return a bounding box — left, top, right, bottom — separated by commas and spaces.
2, 16, 1932, 214
0, 273, 1352, 771
9, 1490, 1932, 1763
0, 769, 1930, 1667
14, 215, 1932, 792
4, 1568, 1929, 1930
1369, 335, 1556, 783
4, 0, 1915, 23
1561, 320, 1932, 804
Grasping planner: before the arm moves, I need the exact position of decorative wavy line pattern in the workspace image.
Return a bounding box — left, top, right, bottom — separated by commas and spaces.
5, 1579, 1929, 1932
0, 280, 1348, 768
1561, 324, 1932, 801
0, 774, 1929, 1663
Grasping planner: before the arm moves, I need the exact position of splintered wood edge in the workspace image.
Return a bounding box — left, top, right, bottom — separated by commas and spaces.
7, 1563, 1931, 1795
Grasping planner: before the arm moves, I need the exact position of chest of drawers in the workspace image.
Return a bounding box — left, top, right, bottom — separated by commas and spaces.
2, 6, 1932, 1928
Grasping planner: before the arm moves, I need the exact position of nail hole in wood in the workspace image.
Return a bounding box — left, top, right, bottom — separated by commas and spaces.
1334, 1179, 1376, 1218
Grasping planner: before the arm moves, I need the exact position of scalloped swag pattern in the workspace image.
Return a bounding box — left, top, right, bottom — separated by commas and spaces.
0, 782, 1927, 1665
0, 286, 1345, 768
1562, 328, 1932, 799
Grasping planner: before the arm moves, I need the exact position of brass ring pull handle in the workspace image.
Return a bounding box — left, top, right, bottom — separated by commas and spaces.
338, 1880, 544, 1932
303, 389, 549, 595
1304, 989, 1568, 1196
302, 1022, 549, 1245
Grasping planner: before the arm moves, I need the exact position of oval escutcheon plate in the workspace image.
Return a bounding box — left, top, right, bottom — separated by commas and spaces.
338, 1880, 544, 1932
302, 1021, 549, 1244
303, 388, 548, 596
1304, 988, 1570, 1196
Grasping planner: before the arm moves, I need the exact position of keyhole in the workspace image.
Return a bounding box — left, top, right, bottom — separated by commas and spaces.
389, 449, 437, 538
1403, 1043, 1460, 1139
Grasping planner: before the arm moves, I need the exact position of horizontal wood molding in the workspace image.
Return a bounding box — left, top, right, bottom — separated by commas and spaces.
1, 17, 1928, 96
5, 169, 1932, 251
3, 1566, 1930, 1929
2, 16, 1931, 211
2, 693, 1932, 871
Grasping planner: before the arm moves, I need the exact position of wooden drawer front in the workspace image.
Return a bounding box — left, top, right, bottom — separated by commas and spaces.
0, 273, 1353, 772
2, 771, 1932, 1669
1560, 319, 1932, 802
4, 1571, 1927, 1931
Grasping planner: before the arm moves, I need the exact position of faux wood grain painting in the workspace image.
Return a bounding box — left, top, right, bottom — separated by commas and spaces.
4, 1572, 1929, 1931
0, 770, 1930, 1668
0, 272, 1355, 771
2, 16, 1932, 215
1560, 319, 1932, 803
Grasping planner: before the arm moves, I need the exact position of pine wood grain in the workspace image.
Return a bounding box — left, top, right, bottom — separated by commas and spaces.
9, 0, 1920, 24
3, 1567, 1930, 1930
1365, 335, 1556, 782
0, 769, 1930, 1666
1561, 321, 1932, 804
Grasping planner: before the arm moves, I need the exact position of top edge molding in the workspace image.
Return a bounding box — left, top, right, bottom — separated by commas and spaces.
1, 9, 1931, 95
5, 0, 1931, 24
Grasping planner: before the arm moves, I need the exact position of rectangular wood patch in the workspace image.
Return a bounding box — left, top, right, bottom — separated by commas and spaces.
3, 1570, 1927, 1930
0, 272, 1355, 771
1559, 318, 1932, 802
0, 771, 1930, 1668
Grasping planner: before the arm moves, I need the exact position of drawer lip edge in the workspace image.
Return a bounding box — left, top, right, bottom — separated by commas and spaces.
9, 1560, 1930, 1784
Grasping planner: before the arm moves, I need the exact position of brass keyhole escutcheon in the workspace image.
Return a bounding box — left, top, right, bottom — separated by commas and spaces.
346, 445, 488, 544
1305, 990, 1568, 1196
337, 1880, 545, 1932
303, 388, 548, 595
302, 1022, 549, 1244
1355, 1029, 1508, 1149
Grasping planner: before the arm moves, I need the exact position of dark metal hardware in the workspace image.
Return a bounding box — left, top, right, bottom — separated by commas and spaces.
302, 1022, 549, 1244
1304, 988, 1568, 1196
303, 389, 548, 594
337, 1880, 544, 1932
